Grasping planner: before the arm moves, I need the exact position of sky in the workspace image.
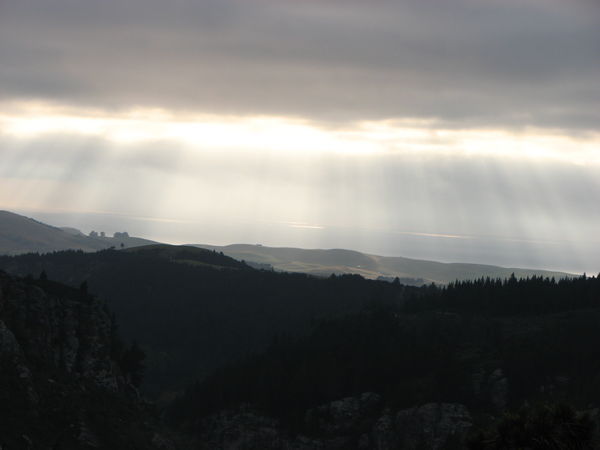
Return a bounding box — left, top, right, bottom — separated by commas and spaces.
0, 0, 599, 273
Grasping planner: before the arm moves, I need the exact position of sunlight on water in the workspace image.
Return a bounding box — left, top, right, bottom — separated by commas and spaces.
1, 102, 599, 274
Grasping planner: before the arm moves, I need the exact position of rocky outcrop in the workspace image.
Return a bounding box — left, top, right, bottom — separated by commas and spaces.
193, 406, 323, 450
192, 395, 472, 450
374, 403, 472, 449
306, 392, 382, 436
0, 271, 173, 450
472, 367, 509, 411
0, 274, 118, 389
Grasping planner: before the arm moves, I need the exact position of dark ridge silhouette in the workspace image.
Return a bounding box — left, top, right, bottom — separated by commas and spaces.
0, 245, 413, 398
168, 274, 600, 447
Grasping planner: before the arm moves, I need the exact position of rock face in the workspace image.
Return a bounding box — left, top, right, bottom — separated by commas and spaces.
193, 395, 472, 450
374, 403, 472, 449
471, 367, 509, 411
0, 271, 172, 450
306, 392, 382, 436
194, 406, 324, 450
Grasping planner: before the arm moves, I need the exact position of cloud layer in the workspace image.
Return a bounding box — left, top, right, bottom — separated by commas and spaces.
1, 0, 599, 130
1, 0, 599, 272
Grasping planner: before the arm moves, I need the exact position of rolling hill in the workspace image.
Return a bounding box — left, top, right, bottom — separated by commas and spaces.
0, 209, 573, 283
0, 210, 156, 254
193, 243, 573, 285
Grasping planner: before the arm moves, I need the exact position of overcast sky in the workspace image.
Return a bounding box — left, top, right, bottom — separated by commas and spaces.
0, 0, 599, 272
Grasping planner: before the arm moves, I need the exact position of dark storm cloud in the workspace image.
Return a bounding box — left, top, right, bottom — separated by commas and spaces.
1, 0, 599, 129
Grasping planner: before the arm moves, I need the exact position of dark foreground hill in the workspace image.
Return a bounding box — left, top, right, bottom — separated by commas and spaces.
0, 210, 156, 255
2, 242, 599, 449
0, 271, 172, 449
0, 245, 411, 400
169, 274, 600, 449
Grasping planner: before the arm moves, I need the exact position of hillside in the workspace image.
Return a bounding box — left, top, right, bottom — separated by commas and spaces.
170, 274, 600, 449
124, 244, 248, 270
2, 242, 598, 449
0, 270, 172, 449
0, 245, 410, 400
0, 210, 572, 284
193, 243, 572, 285
0, 210, 157, 254
0, 245, 600, 450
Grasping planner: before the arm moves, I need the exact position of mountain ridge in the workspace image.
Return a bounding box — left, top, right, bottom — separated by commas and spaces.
0, 210, 573, 284
0, 210, 157, 254
193, 243, 573, 285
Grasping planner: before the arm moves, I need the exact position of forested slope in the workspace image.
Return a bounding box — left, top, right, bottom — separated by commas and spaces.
0, 245, 411, 398
170, 274, 600, 449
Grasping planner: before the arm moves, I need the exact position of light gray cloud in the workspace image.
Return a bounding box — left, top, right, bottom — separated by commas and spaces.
1, 0, 598, 130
